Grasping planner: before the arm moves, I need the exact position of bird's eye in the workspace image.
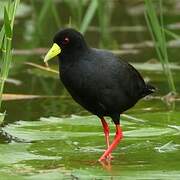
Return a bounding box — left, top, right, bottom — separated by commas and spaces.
62, 37, 70, 45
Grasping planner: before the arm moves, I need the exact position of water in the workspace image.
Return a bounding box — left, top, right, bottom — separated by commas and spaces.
0, 0, 180, 179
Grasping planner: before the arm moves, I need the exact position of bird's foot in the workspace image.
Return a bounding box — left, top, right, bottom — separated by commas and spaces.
98, 125, 123, 162
99, 159, 112, 171
98, 153, 113, 162
107, 154, 114, 160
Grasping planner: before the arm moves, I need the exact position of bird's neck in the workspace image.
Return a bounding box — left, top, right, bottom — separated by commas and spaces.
59, 47, 89, 63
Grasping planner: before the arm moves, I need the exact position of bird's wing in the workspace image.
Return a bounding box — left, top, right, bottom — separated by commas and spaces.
116, 59, 147, 99
91, 49, 147, 100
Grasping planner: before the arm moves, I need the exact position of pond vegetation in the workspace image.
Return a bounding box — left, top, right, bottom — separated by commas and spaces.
0, 0, 20, 123
0, 0, 180, 179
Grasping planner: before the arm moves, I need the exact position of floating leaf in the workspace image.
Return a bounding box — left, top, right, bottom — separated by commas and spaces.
0, 112, 179, 178
155, 141, 180, 153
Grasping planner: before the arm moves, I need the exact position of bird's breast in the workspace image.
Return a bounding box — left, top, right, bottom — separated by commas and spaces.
60, 62, 88, 95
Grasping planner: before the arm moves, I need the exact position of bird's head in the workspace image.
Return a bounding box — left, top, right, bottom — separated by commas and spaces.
44, 28, 87, 62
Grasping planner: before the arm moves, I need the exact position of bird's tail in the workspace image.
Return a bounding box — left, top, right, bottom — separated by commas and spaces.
141, 84, 156, 98
146, 84, 156, 94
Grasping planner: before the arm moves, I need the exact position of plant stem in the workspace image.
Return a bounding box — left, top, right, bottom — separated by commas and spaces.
144, 0, 176, 93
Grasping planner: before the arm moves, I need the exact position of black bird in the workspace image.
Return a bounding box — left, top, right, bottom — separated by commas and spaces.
44, 28, 155, 161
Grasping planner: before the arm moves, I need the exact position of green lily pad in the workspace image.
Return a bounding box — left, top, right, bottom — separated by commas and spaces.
0, 113, 179, 179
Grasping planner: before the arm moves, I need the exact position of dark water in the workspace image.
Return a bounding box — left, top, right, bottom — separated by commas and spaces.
0, 0, 180, 179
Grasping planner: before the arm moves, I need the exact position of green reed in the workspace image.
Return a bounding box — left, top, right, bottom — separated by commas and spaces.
0, 0, 20, 122
80, 0, 98, 34
144, 0, 176, 93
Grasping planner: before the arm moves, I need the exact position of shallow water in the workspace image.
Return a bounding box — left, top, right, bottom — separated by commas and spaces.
0, 0, 180, 179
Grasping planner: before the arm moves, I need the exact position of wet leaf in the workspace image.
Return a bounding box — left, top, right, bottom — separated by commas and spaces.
0, 112, 179, 178
155, 141, 180, 153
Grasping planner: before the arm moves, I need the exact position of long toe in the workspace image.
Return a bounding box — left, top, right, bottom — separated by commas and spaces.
107, 154, 113, 160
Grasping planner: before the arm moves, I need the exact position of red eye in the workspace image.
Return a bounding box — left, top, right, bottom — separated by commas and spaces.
62, 37, 69, 45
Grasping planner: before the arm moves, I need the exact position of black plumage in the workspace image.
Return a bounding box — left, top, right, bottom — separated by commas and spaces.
44, 28, 156, 161
53, 28, 155, 125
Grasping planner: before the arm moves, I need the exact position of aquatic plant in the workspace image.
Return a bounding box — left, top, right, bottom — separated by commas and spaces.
144, 0, 176, 93
0, 0, 20, 123
31, 0, 112, 47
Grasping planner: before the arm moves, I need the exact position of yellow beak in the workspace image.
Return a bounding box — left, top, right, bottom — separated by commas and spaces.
44, 43, 61, 62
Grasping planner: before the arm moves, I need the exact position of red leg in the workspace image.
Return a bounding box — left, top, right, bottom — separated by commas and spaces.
100, 117, 110, 148
98, 124, 123, 161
